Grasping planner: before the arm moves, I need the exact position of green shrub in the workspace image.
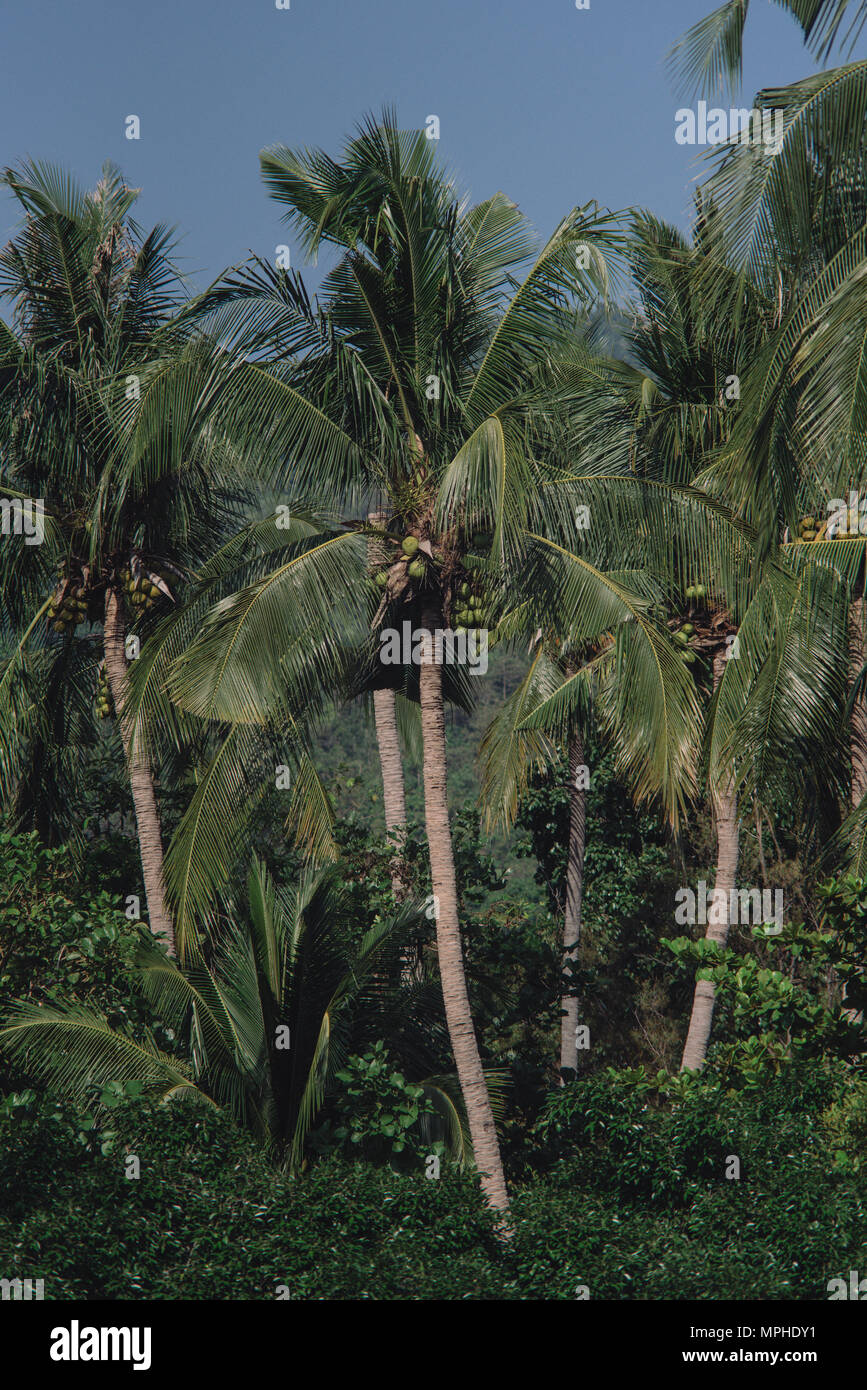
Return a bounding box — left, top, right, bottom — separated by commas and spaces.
1, 1068, 864, 1301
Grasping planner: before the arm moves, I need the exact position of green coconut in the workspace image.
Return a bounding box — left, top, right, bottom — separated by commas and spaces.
401, 536, 420, 557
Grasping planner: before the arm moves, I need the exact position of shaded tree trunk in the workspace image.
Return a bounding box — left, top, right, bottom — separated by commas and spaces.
559, 731, 587, 1078
373, 687, 408, 901
103, 589, 175, 956
418, 602, 509, 1215
843, 597, 866, 1023
680, 647, 738, 1071
850, 597, 867, 810
368, 510, 408, 901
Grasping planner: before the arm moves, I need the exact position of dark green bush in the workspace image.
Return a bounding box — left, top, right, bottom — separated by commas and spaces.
1, 1068, 863, 1301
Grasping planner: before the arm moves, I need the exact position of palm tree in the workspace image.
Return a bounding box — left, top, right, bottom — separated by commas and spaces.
479, 642, 590, 1079
511, 214, 767, 1072
0, 162, 260, 956
479, 602, 700, 1081
150, 113, 629, 1214
0, 856, 474, 1168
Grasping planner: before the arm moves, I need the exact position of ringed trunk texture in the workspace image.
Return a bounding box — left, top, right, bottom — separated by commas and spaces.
418, 603, 509, 1215
850, 597, 867, 810
559, 732, 587, 1078
680, 648, 738, 1071
373, 687, 408, 901
368, 510, 408, 901
104, 590, 175, 956
843, 598, 866, 1022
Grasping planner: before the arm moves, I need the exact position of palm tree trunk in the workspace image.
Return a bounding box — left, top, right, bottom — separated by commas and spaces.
850, 597, 867, 809
559, 731, 587, 1078
843, 597, 866, 1023
368, 510, 408, 901
373, 687, 408, 901
418, 602, 509, 1215
680, 647, 738, 1071
103, 589, 175, 956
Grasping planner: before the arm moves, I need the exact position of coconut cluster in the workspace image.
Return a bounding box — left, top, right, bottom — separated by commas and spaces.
798, 515, 818, 542
120, 567, 166, 613
369, 529, 494, 637
450, 576, 490, 635
372, 534, 429, 588
94, 664, 114, 720
47, 580, 89, 633
673, 583, 711, 668
673, 619, 697, 665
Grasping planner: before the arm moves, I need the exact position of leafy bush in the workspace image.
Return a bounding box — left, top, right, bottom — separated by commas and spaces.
0, 831, 163, 1092
319, 1042, 441, 1164
1, 1067, 864, 1301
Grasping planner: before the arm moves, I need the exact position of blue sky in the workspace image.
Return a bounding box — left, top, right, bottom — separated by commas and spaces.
0, 0, 824, 294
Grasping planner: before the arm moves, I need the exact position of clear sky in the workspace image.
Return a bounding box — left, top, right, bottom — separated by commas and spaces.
0, 0, 828, 294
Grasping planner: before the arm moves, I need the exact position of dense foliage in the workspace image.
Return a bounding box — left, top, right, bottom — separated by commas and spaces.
4, 0, 867, 1297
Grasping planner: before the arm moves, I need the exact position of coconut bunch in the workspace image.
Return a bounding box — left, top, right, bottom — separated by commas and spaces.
372, 532, 422, 588
671, 583, 738, 675
368, 524, 497, 637
47, 577, 90, 634
672, 583, 708, 666
119, 565, 170, 615
797, 515, 818, 543
449, 575, 492, 635
94, 663, 114, 720
672, 618, 697, 666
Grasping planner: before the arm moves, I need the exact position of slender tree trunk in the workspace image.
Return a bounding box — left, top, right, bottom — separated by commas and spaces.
559, 731, 587, 1079
103, 589, 175, 956
843, 597, 866, 1023
850, 597, 867, 809
680, 648, 738, 1071
418, 602, 509, 1215
368, 510, 408, 901
373, 687, 408, 901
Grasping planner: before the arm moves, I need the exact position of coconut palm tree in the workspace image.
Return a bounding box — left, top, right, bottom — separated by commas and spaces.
478, 592, 704, 1082
0, 162, 261, 954
509, 200, 858, 1068
679, 77, 867, 882
479, 641, 594, 1078
513, 213, 767, 1071
145, 112, 633, 1214
0, 855, 478, 1168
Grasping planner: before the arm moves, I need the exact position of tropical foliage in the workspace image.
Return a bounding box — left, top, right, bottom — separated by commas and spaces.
2, 0, 867, 1295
